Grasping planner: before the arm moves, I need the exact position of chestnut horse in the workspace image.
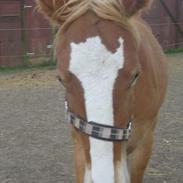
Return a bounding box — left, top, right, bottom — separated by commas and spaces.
37, 0, 167, 183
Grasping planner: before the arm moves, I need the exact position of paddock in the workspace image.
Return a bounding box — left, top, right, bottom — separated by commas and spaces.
0, 54, 182, 183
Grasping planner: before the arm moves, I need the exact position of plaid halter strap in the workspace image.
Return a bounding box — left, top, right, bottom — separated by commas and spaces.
65, 101, 132, 142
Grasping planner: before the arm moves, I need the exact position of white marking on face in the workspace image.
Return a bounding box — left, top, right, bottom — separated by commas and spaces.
84, 166, 92, 183
121, 158, 130, 183
69, 36, 124, 183
116, 158, 130, 183
120, 146, 130, 183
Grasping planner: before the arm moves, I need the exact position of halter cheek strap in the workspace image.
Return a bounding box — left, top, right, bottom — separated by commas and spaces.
65, 101, 132, 142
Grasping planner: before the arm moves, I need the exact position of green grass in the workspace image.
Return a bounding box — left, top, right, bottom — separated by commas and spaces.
1, 48, 183, 73
0, 60, 56, 73
165, 47, 183, 55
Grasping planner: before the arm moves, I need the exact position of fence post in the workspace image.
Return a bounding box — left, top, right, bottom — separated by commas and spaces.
175, 0, 180, 47
20, 0, 29, 65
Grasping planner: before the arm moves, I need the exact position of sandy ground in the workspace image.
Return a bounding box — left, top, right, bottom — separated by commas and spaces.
0, 54, 183, 183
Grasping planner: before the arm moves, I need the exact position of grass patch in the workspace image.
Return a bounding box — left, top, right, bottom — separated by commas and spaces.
1, 48, 183, 73
165, 47, 183, 55
0, 60, 56, 73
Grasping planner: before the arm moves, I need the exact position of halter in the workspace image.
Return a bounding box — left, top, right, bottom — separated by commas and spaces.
65, 100, 132, 142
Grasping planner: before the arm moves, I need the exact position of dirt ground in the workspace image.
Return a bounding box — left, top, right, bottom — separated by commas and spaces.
0, 54, 183, 183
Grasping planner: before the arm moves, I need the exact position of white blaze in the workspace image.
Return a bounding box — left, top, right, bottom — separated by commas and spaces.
117, 146, 131, 183
69, 36, 125, 183
84, 166, 92, 183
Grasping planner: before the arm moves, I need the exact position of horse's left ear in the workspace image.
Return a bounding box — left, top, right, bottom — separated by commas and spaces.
120, 0, 153, 17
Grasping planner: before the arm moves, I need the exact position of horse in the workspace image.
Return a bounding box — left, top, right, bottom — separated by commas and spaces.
36, 0, 168, 183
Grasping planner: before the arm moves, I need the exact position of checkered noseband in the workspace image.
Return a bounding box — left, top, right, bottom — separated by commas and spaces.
65, 101, 132, 142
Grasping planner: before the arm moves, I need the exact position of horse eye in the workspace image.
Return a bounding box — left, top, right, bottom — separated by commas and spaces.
133, 72, 140, 81
130, 72, 140, 87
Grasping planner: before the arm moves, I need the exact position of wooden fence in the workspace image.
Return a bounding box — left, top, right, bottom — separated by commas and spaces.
0, 0, 183, 67
144, 0, 183, 49
0, 0, 54, 67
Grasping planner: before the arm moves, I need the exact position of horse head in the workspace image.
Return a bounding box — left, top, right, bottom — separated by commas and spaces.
36, 1, 167, 183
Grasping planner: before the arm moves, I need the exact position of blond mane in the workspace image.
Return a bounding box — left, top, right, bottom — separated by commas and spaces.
37, 0, 145, 45
51, 0, 141, 45
52, 0, 129, 30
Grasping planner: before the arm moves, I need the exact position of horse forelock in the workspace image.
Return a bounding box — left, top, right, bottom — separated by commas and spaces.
48, 0, 140, 45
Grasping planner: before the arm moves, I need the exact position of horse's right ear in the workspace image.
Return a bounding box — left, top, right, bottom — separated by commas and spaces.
36, 0, 66, 24
120, 0, 153, 17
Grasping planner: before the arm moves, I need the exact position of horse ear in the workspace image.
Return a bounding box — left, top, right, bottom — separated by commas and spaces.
121, 0, 153, 16
36, 0, 66, 24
